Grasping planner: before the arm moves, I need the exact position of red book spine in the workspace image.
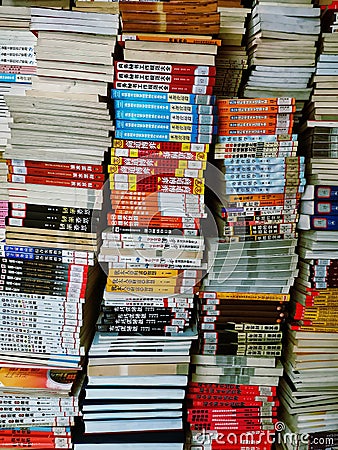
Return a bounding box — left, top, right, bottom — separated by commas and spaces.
110, 198, 203, 208
110, 158, 205, 170
8, 175, 103, 190
189, 400, 278, 408
0, 64, 36, 74
8, 166, 106, 181
0, 436, 71, 448
114, 61, 216, 76
188, 407, 277, 419
108, 215, 199, 228
9, 160, 104, 173
188, 383, 277, 395
109, 184, 203, 194
189, 422, 276, 431
113, 80, 214, 95
113, 138, 208, 151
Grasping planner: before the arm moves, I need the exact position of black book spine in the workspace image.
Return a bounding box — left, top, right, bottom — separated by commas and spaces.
0, 257, 71, 271
6, 217, 94, 233
9, 203, 94, 216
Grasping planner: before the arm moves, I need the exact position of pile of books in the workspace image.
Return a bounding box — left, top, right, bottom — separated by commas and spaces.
278, 186, 338, 447
215, 3, 249, 97
0, 6, 36, 240
185, 96, 304, 449
76, 32, 220, 450
277, 5, 338, 447
0, 366, 79, 447
0, 7, 118, 446
243, 1, 320, 125
118, 0, 220, 35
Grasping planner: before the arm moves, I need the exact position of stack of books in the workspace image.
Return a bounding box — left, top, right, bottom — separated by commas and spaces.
277, 7, 338, 446
185, 97, 304, 449
76, 29, 220, 450
301, 4, 338, 123
0, 7, 118, 446
215, 3, 250, 97
118, 0, 220, 35
0, 6, 36, 240
0, 366, 79, 448
243, 1, 320, 125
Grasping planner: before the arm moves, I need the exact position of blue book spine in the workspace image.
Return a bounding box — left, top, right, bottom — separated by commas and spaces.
115, 109, 214, 125
311, 216, 338, 230
314, 201, 338, 215
3, 251, 34, 260
225, 179, 291, 188
113, 99, 215, 115
114, 129, 212, 144
315, 186, 338, 200
115, 119, 217, 135
111, 89, 216, 105
225, 186, 305, 195
3, 245, 34, 253
0, 73, 31, 83
224, 172, 305, 181
222, 157, 305, 166
224, 164, 304, 174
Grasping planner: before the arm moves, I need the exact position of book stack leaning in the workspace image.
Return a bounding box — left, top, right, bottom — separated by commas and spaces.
1, 7, 118, 449
185, 97, 305, 450
76, 16, 220, 450
276, 3, 338, 448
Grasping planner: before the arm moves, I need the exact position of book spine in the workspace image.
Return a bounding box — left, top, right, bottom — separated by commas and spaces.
109, 165, 204, 178
111, 89, 216, 105
8, 166, 106, 181
112, 139, 208, 152
309, 216, 338, 230
113, 100, 215, 115
8, 175, 103, 190
188, 382, 276, 394
114, 61, 216, 76
109, 176, 205, 194
115, 119, 216, 134
9, 202, 94, 216
108, 218, 199, 229
109, 225, 199, 236
217, 97, 295, 106
115, 72, 215, 87
218, 134, 297, 143
217, 105, 296, 114
10, 160, 104, 173
109, 158, 206, 169
6, 217, 93, 233
111, 148, 208, 160
115, 110, 214, 125
114, 129, 213, 144
8, 209, 94, 223
114, 81, 214, 95
0, 73, 31, 83
0, 64, 36, 74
